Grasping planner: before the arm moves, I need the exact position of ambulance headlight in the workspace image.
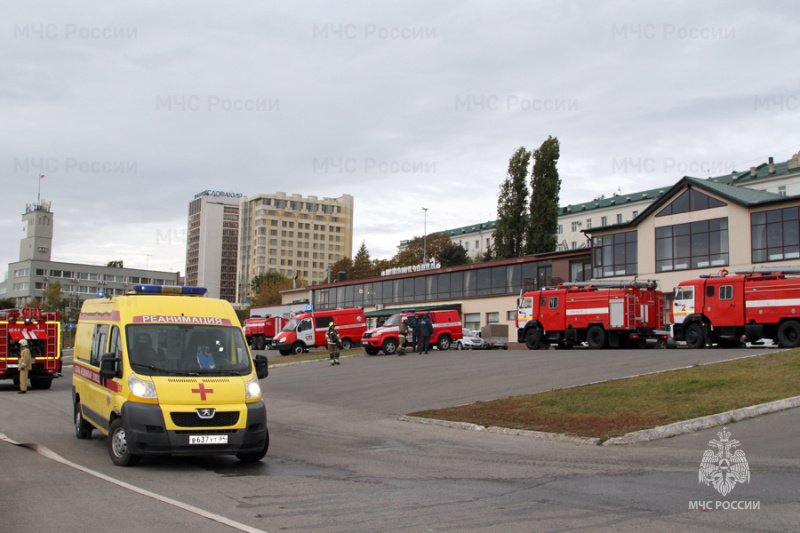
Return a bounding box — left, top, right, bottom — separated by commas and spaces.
128, 374, 158, 400
245, 375, 261, 400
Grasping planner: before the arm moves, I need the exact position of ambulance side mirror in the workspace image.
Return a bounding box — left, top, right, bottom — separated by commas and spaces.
99, 353, 121, 379
254, 354, 269, 379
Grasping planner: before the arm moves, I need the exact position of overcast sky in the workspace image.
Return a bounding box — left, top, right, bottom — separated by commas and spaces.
2, 0, 799, 277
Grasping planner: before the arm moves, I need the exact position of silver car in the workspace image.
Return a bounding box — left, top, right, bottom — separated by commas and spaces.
454, 328, 489, 350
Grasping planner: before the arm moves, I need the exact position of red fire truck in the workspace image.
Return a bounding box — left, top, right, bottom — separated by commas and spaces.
517, 280, 667, 350
271, 308, 367, 355
671, 267, 800, 349
0, 307, 61, 389
243, 316, 288, 350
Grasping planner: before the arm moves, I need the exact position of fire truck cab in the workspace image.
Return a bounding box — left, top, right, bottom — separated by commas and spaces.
671, 267, 800, 349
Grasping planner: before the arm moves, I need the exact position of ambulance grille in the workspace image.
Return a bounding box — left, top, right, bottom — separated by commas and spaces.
171, 411, 240, 427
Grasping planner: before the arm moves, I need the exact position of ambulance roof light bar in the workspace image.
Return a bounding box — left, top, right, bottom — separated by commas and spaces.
132, 285, 207, 296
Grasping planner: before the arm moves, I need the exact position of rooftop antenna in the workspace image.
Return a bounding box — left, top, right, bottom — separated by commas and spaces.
37, 174, 44, 204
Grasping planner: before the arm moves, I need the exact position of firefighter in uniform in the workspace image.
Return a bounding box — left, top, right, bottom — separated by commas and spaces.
326, 322, 341, 366
18, 339, 32, 394
397, 316, 409, 355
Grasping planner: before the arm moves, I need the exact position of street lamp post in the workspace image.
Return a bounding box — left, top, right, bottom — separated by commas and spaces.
422, 207, 428, 265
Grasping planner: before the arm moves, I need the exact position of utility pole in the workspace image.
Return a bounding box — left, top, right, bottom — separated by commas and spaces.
422, 207, 428, 265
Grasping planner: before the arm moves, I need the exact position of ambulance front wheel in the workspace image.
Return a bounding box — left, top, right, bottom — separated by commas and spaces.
237, 429, 269, 463
108, 419, 141, 467
74, 402, 93, 439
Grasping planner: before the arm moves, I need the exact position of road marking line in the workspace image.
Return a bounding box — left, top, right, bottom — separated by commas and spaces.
0, 432, 268, 533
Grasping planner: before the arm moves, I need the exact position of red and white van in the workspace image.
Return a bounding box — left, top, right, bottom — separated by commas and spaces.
270, 308, 366, 355
361, 309, 462, 355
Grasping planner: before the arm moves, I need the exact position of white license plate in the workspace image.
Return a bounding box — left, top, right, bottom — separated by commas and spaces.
189, 435, 228, 445
7, 364, 18, 369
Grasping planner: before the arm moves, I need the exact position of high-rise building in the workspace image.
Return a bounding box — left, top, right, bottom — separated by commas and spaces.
185, 190, 241, 302
237, 193, 354, 303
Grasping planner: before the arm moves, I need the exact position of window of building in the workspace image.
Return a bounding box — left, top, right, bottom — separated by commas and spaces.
586, 219, 592, 229
616, 213, 623, 224
778, 186, 787, 196
571, 221, 578, 232
464, 313, 480, 331
506, 310, 516, 321
655, 217, 728, 272
656, 188, 726, 217
601, 216, 607, 226
486, 312, 499, 324
751, 207, 799, 262
592, 230, 637, 277
557, 224, 563, 234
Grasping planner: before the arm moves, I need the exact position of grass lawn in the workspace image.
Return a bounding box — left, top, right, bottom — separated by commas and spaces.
408, 349, 800, 441
265, 347, 363, 365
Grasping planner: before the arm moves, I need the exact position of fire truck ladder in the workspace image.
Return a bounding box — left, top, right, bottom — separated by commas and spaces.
734, 266, 800, 276
560, 279, 659, 290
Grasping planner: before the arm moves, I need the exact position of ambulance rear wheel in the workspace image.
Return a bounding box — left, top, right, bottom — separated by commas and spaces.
587, 326, 607, 350
108, 419, 140, 467
31, 377, 53, 390
685, 323, 706, 349
777, 320, 800, 348
74, 402, 93, 440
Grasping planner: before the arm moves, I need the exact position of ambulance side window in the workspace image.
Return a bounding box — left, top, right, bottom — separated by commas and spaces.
90, 324, 109, 366
108, 326, 122, 358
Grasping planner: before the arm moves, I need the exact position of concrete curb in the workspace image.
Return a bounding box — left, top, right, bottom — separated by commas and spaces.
400, 395, 800, 446
602, 394, 800, 445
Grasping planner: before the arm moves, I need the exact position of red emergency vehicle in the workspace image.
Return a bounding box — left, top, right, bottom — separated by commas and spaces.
671, 267, 800, 348
270, 308, 366, 355
361, 309, 463, 355
517, 280, 667, 350
244, 316, 288, 350
0, 307, 61, 389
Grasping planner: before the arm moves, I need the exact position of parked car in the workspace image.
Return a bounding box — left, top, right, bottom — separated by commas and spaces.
454, 328, 489, 350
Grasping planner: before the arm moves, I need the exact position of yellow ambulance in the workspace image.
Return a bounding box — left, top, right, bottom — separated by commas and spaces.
72, 285, 268, 466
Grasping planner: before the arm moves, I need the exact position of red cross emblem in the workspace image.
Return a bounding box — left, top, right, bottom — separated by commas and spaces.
191, 382, 214, 401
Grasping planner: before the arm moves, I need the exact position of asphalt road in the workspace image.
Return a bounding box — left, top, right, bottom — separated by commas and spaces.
2, 345, 799, 532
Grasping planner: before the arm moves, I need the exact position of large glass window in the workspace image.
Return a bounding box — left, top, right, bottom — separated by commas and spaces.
752, 207, 800, 262
656, 188, 726, 217
592, 231, 637, 278
655, 217, 728, 272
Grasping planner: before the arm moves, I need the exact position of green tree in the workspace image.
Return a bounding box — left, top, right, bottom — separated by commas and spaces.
351, 242, 376, 280
494, 147, 531, 259
527, 136, 562, 254
0, 297, 16, 309
437, 242, 470, 267
330, 257, 353, 282
65, 295, 82, 324
407, 233, 451, 264
41, 280, 66, 313
391, 250, 418, 268
249, 272, 297, 307
106, 260, 124, 268
482, 242, 494, 262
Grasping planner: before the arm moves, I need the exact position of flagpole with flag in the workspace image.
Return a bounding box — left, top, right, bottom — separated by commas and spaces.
38, 174, 44, 204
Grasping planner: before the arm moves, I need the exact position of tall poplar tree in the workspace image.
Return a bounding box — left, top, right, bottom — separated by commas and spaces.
493, 147, 531, 259
527, 136, 561, 254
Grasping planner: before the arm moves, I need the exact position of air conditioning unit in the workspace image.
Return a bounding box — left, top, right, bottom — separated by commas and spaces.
375, 304, 384, 310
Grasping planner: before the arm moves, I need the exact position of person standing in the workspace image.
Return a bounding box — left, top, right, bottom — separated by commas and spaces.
326, 322, 341, 365
409, 313, 421, 353
18, 339, 31, 394
419, 313, 433, 354
397, 316, 409, 356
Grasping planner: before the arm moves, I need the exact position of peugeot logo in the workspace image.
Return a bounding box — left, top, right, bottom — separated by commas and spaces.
196, 408, 216, 419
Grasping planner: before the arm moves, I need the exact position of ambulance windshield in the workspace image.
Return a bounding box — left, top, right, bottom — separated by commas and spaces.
125, 324, 252, 376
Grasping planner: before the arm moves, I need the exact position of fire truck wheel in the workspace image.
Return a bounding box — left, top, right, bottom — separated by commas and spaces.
254, 336, 264, 350
777, 320, 800, 348
382, 339, 398, 355
437, 335, 451, 351
108, 419, 141, 467
685, 323, 706, 349
31, 377, 53, 390
587, 326, 607, 350
341, 338, 353, 350
525, 328, 542, 350
74, 402, 93, 439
